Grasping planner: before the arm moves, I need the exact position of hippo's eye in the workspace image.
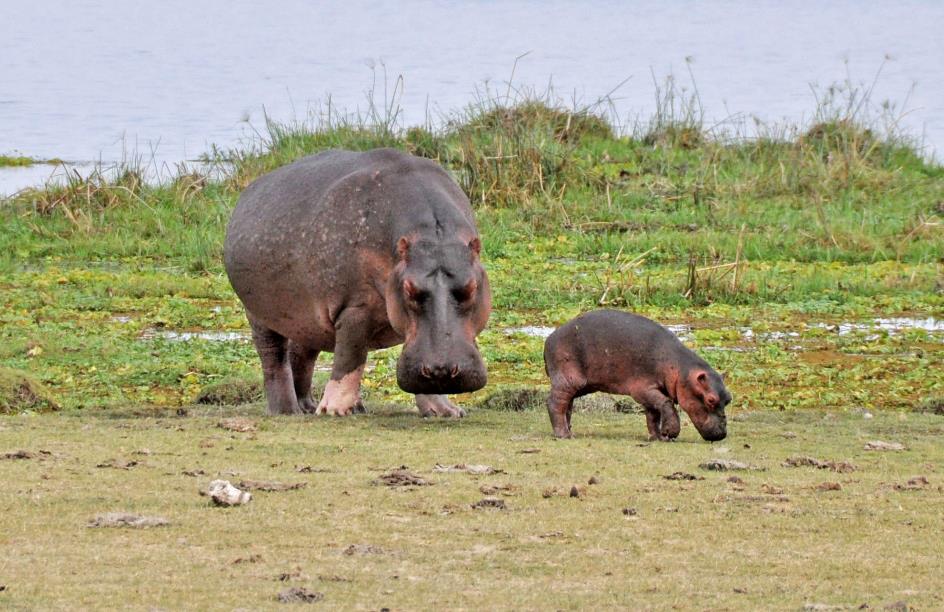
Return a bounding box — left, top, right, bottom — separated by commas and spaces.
403, 279, 428, 305
409, 289, 429, 305
451, 280, 477, 304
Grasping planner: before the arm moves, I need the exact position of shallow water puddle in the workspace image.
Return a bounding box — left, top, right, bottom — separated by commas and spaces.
500, 316, 942, 349
139, 329, 251, 342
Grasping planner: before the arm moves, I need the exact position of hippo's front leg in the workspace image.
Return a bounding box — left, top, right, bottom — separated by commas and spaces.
316, 311, 369, 416
637, 389, 680, 441
415, 394, 466, 418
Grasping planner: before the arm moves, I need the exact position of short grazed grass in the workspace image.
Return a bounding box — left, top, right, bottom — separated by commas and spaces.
1, 409, 942, 609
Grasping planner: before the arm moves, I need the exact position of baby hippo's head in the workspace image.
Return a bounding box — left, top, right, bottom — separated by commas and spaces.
678, 366, 731, 441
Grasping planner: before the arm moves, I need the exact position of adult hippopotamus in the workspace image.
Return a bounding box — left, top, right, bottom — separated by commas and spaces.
224, 149, 491, 417
544, 310, 730, 441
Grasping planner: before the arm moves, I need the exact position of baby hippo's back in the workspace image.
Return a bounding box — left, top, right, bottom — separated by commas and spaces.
544, 309, 686, 390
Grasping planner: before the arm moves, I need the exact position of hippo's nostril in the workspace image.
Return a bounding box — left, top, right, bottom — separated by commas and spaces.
449, 365, 460, 378
421, 365, 432, 379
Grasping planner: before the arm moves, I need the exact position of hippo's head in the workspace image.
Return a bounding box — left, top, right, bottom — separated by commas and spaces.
387, 235, 490, 395
678, 367, 731, 441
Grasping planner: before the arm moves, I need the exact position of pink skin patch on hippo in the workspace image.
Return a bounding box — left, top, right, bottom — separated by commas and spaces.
316, 366, 365, 416
415, 394, 466, 418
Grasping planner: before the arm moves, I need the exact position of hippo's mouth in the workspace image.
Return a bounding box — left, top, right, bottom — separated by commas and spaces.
396, 366, 487, 395
697, 417, 727, 442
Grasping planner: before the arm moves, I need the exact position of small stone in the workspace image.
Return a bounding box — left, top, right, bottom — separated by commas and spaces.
622, 507, 637, 516
569, 485, 580, 498
588, 475, 600, 485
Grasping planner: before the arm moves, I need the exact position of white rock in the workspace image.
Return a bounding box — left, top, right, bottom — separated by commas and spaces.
207, 479, 252, 506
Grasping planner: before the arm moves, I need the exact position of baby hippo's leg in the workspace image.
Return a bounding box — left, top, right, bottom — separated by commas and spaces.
547, 384, 577, 439
637, 388, 680, 441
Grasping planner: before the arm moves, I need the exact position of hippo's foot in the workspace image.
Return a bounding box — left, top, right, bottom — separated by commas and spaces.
315, 371, 365, 416
415, 394, 466, 418
552, 427, 574, 439
648, 433, 676, 442
298, 397, 318, 415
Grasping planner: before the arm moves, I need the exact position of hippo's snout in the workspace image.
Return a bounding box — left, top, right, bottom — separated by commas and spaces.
697, 416, 727, 442
420, 363, 462, 380
701, 426, 727, 442
397, 343, 487, 394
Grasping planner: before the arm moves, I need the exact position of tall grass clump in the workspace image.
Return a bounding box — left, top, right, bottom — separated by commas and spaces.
443, 88, 611, 209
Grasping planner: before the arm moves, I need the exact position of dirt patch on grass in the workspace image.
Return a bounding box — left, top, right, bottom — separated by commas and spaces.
699, 459, 760, 471
218, 417, 257, 432
433, 463, 502, 475
238, 480, 307, 492
0, 367, 59, 414
472, 497, 507, 510
664, 471, 704, 481
782, 456, 857, 473
477, 386, 548, 411
372, 467, 432, 488
276, 587, 324, 604
196, 376, 264, 405
913, 396, 944, 415
87, 513, 170, 528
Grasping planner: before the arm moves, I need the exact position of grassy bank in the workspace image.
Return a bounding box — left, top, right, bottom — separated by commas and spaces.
0, 81, 942, 414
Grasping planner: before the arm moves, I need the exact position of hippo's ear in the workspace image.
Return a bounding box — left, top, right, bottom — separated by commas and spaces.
397, 237, 411, 262
690, 370, 711, 393
468, 237, 481, 258
691, 370, 720, 408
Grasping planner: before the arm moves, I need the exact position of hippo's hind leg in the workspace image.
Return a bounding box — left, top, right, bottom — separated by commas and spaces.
547, 383, 578, 439
249, 319, 300, 415
636, 388, 680, 441
316, 309, 368, 416
415, 394, 466, 418
289, 341, 320, 414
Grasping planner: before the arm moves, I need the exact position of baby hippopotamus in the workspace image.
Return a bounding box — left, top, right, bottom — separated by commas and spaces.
544, 310, 731, 441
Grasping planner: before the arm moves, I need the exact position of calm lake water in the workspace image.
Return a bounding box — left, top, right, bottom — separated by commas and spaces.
2, 1, 942, 195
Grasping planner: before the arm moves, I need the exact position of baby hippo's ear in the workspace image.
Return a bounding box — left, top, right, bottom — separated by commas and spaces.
689, 370, 720, 408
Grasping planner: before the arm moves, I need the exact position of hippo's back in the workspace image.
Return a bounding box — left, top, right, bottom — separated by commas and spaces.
223, 148, 476, 342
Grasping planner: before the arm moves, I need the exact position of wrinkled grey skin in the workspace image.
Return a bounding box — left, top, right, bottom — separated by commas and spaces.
544, 309, 730, 441
224, 149, 491, 417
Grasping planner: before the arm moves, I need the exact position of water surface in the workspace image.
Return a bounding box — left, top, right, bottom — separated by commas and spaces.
2, 1, 942, 195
